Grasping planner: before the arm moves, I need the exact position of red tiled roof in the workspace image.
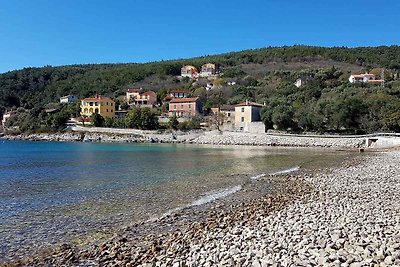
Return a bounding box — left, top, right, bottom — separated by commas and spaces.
236, 102, 264, 107
143, 91, 156, 96
170, 97, 199, 103
82, 95, 113, 101
170, 89, 190, 93
367, 79, 385, 83
127, 89, 143, 93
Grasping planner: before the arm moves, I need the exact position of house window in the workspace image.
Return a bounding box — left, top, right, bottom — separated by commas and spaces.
188, 104, 191, 109
241, 107, 244, 112
106, 102, 109, 106
107, 109, 109, 112
227, 113, 231, 117
111, 109, 113, 112
111, 103, 113, 106
181, 105, 184, 110
174, 105, 177, 110
94, 102, 98, 106
241, 117, 244, 122
90, 102, 93, 106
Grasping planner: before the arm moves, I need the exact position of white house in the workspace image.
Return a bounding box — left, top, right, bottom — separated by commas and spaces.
60, 95, 77, 104
349, 73, 383, 84
295, 76, 314, 88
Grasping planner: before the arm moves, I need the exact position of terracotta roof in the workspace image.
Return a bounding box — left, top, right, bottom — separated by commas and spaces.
367, 79, 385, 83
170, 89, 190, 93
143, 91, 156, 96
202, 63, 216, 67
236, 101, 264, 107
45, 108, 59, 113
127, 89, 143, 93
170, 97, 199, 103
82, 95, 113, 101
220, 105, 235, 111
163, 96, 172, 100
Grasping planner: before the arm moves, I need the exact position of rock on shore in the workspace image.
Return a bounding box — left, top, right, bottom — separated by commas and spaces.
162, 151, 399, 267
2, 130, 366, 148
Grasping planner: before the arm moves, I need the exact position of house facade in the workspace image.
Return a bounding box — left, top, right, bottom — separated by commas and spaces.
126, 89, 157, 107
200, 63, 217, 77
163, 89, 190, 104
349, 73, 384, 84
60, 95, 78, 104
80, 95, 115, 118
1, 110, 16, 126
234, 101, 265, 133
295, 76, 314, 88
181, 65, 198, 78
168, 97, 202, 117
170, 89, 190, 98
220, 105, 235, 125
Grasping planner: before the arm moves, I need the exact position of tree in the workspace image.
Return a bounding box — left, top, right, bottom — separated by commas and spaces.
90, 113, 105, 127
210, 112, 226, 131
125, 107, 159, 130
168, 115, 179, 130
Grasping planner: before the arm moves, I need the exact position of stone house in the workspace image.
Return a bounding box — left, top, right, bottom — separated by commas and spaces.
234, 101, 265, 133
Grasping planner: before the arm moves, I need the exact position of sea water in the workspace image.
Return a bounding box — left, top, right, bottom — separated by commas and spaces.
0, 140, 351, 261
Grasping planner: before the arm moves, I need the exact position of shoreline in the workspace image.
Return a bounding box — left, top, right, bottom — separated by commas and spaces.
2, 151, 350, 266
1, 130, 367, 149
6, 147, 400, 266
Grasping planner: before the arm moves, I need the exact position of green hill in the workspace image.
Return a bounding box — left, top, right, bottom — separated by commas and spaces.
1, 45, 400, 133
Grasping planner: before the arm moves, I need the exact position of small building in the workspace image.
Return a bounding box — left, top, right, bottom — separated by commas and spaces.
126, 89, 157, 107
80, 95, 115, 119
170, 89, 190, 98
60, 95, 78, 104
200, 63, 217, 77
115, 110, 128, 119
168, 97, 202, 118
234, 101, 265, 133
44, 108, 59, 114
181, 65, 198, 78
295, 76, 314, 88
1, 110, 16, 126
349, 73, 384, 84
220, 105, 235, 125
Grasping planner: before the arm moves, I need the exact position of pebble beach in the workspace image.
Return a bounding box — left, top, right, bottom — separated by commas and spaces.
9, 146, 400, 267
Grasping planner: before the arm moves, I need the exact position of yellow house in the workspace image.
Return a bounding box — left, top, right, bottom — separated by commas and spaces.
80, 95, 115, 118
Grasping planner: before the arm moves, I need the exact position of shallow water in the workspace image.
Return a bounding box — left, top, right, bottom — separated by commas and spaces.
0, 140, 352, 262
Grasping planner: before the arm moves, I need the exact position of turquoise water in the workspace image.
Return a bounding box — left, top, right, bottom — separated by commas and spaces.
0, 139, 351, 262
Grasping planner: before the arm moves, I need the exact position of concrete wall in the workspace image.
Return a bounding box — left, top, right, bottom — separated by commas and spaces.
366, 137, 400, 148
233, 122, 265, 133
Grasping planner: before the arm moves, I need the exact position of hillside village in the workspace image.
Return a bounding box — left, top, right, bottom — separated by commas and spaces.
0, 62, 391, 135
1, 46, 400, 135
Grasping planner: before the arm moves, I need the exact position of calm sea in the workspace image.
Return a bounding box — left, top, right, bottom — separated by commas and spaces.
0, 139, 351, 261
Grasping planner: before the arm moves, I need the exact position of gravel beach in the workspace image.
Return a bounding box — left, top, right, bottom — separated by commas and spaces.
9, 148, 400, 266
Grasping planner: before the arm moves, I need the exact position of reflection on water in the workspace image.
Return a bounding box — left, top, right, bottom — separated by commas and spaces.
0, 140, 352, 262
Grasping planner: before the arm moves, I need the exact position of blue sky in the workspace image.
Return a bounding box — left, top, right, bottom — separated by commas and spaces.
0, 0, 399, 73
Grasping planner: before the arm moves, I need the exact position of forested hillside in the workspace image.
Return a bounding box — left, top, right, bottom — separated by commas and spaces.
1, 45, 400, 133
